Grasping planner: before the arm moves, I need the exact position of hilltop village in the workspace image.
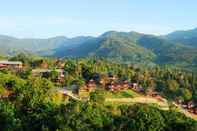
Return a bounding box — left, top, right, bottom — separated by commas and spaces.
1, 54, 197, 130
1, 54, 197, 116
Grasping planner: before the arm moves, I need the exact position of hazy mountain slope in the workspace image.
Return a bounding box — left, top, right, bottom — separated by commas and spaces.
0, 29, 197, 67
0, 35, 68, 55
165, 28, 197, 47
53, 31, 197, 65
57, 31, 156, 63
52, 36, 95, 57
137, 35, 197, 64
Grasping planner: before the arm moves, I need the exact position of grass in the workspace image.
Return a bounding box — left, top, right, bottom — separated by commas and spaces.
78, 91, 90, 99
104, 89, 140, 98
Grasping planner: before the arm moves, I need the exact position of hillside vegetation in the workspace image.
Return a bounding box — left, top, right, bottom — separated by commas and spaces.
1, 55, 197, 130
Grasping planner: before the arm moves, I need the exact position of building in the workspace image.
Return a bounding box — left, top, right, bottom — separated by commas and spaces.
187, 101, 195, 109
0, 60, 23, 69
106, 82, 122, 92
85, 79, 97, 92
32, 69, 65, 82
122, 80, 129, 89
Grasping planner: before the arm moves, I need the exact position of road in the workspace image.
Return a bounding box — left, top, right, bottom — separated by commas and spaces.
56, 88, 81, 101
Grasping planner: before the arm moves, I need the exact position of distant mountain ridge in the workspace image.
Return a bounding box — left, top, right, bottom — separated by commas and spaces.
0, 28, 197, 68
165, 28, 197, 47
0, 35, 68, 56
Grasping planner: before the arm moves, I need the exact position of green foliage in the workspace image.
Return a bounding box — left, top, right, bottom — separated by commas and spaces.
0, 56, 197, 130
64, 60, 77, 75
166, 28, 197, 47
162, 110, 197, 131
0, 35, 67, 56
90, 89, 105, 104
0, 101, 21, 131
117, 104, 165, 131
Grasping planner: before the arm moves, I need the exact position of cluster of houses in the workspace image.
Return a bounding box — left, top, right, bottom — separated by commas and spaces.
0, 60, 65, 82
176, 99, 197, 114
3, 60, 197, 116
78, 74, 144, 95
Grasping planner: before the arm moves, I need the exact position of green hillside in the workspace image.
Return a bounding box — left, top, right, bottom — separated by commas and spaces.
137, 35, 197, 65
52, 31, 197, 68
0, 35, 68, 56
166, 28, 197, 47
1, 28, 197, 69
56, 32, 155, 63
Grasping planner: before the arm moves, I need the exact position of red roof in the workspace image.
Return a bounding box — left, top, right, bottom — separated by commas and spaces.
0, 64, 7, 68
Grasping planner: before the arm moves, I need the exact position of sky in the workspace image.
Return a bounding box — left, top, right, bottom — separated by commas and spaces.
0, 0, 197, 38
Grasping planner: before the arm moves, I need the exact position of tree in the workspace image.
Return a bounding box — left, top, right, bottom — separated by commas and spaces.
81, 64, 93, 81
64, 60, 77, 75
89, 89, 105, 105
166, 80, 179, 98
49, 70, 59, 82
180, 88, 192, 101
0, 101, 21, 131
117, 104, 165, 131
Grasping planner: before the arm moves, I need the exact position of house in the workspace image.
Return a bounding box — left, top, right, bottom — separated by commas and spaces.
193, 108, 197, 114
131, 83, 144, 93
75, 79, 97, 94
55, 60, 65, 69
132, 83, 138, 89
175, 98, 183, 104
107, 84, 116, 92
187, 101, 195, 109
86, 79, 97, 91
32, 69, 50, 77
122, 80, 129, 89
0, 89, 13, 98
108, 72, 117, 81
99, 79, 105, 87
32, 69, 65, 82
151, 92, 165, 102
149, 92, 159, 97
0, 60, 23, 69
99, 74, 109, 88
181, 101, 195, 109
188, 108, 197, 115
181, 104, 188, 108
106, 82, 122, 92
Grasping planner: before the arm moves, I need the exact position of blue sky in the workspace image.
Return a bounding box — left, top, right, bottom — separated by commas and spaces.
0, 0, 197, 38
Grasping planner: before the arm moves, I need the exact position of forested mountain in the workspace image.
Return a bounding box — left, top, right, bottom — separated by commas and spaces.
165, 28, 197, 47
56, 31, 155, 64
0, 35, 68, 55
137, 35, 197, 65
1, 28, 197, 68
52, 30, 197, 66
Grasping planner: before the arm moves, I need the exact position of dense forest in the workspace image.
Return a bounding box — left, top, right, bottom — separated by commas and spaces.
0, 54, 197, 131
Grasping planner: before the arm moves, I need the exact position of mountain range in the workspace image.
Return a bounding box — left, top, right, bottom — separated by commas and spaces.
1, 28, 197, 68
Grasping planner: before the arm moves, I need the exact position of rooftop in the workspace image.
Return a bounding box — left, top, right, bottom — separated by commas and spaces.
32, 69, 64, 73
0, 60, 22, 65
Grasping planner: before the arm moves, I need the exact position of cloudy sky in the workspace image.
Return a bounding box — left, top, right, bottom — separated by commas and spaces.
0, 0, 197, 38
